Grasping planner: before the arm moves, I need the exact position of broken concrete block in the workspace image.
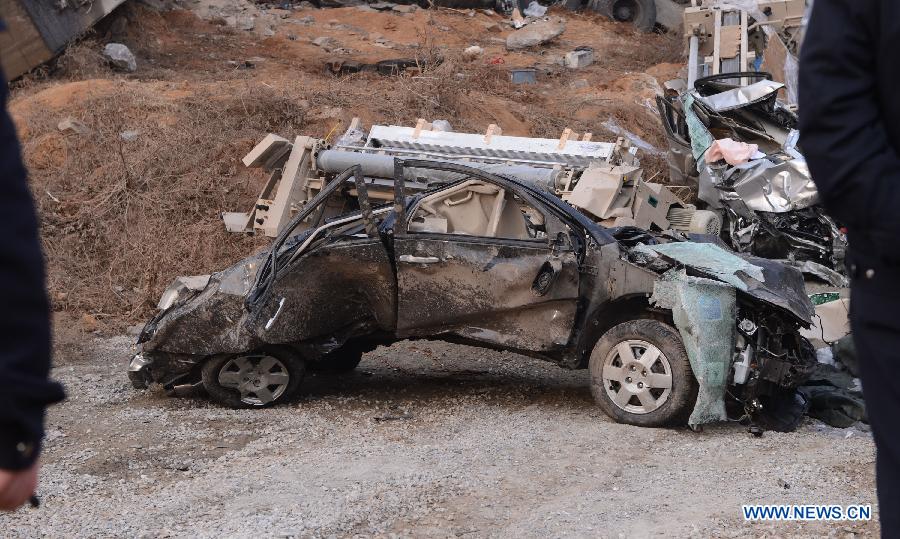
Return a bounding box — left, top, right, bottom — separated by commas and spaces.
505, 17, 566, 50
312, 36, 339, 50
564, 48, 594, 69
463, 45, 484, 60
57, 118, 90, 135
570, 78, 589, 89
236, 15, 255, 31
102, 43, 137, 72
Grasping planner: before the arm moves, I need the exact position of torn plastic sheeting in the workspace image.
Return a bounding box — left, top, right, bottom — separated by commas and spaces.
601, 118, 665, 157
695, 80, 785, 112
683, 93, 715, 163
650, 270, 736, 426
636, 241, 765, 291
727, 157, 819, 213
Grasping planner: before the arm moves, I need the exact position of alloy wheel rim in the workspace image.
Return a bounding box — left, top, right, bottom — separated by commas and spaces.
602, 339, 673, 414
218, 354, 290, 405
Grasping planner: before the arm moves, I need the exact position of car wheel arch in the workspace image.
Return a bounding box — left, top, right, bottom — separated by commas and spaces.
576, 295, 673, 369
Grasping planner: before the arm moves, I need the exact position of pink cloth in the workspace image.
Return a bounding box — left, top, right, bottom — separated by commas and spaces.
704, 138, 759, 165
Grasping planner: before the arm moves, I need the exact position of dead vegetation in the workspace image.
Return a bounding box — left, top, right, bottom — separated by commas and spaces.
9, 7, 683, 330
20, 82, 315, 329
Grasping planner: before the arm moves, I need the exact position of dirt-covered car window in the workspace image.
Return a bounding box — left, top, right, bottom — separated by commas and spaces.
407, 179, 547, 240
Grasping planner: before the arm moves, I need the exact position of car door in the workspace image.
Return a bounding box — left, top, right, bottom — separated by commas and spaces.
392, 171, 581, 352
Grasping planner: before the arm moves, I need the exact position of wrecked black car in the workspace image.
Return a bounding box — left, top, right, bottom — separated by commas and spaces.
656, 72, 848, 286
131, 159, 816, 429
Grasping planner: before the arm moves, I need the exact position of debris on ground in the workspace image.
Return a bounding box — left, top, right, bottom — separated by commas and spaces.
505, 17, 567, 50
57, 117, 90, 135
102, 43, 138, 72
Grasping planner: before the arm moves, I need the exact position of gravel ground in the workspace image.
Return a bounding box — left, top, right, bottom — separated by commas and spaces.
1, 335, 879, 537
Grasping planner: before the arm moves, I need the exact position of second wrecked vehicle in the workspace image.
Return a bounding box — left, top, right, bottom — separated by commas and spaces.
657, 72, 848, 285
131, 158, 816, 430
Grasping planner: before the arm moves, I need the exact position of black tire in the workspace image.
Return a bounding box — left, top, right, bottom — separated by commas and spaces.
201, 346, 305, 408
589, 319, 698, 427
310, 344, 366, 373
588, 0, 656, 32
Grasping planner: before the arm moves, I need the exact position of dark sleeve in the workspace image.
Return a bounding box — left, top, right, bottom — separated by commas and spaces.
798, 0, 900, 250
0, 69, 65, 470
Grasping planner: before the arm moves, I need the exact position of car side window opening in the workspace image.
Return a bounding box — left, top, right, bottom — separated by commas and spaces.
407, 179, 547, 240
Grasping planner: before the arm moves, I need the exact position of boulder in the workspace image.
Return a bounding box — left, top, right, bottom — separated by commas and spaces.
103, 43, 137, 72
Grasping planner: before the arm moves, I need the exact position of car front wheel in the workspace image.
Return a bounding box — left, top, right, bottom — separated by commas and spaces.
589, 319, 697, 427
201, 347, 305, 408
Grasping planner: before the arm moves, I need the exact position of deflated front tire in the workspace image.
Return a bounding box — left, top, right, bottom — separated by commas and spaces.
201, 346, 305, 408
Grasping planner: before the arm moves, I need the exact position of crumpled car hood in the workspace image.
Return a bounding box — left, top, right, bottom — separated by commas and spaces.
139, 253, 264, 354
637, 238, 814, 324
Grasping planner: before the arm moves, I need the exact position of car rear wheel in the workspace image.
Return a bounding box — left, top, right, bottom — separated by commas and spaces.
589, 319, 697, 427
202, 347, 305, 408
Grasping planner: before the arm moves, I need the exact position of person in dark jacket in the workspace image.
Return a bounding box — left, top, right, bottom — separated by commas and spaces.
799, 0, 900, 533
0, 61, 65, 510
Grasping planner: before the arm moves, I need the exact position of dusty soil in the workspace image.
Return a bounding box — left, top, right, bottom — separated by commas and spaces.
10, 1, 681, 331
0, 335, 878, 537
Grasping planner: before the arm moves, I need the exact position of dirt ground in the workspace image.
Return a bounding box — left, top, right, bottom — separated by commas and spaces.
0, 336, 878, 537
4, 1, 879, 536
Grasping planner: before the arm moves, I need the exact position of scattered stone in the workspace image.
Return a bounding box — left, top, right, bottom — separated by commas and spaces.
102, 43, 137, 72
57, 118, 90, 135
312, 36, 339, 50
294, 15, 315, 25
392, 4, 416, 13
80, 313, 99, 333
483, 21, 502, 33
120, 130, 141, 141
236, 15, 255, 31
463, 45, 484, 60
262, 26, 275, 37
480, 9, 495, 16
505, 17, 565, 50
298, 0, 315, 7
565, 47, 594, 69
369, 1, 394, 10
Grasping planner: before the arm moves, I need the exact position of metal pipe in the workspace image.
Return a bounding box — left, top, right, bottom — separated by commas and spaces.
316, 150, 561, 192
688, 35, 699, 89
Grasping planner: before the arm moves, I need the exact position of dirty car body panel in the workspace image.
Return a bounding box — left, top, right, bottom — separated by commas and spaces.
132, 159, 816, 428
